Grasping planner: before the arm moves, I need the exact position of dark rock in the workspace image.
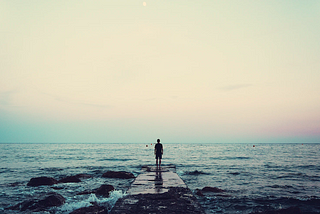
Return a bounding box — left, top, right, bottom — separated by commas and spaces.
70, 204, 108, 214
77, 184, 114, 196
8, 200, 34, 211
102, 171, 135, 179
196, 188, 230, 197
251, 206, 301, 214
37, 192, 65, 208
75, 174, 92, 179
201, 186, 224, 193
27, 177, 58, 187
58, 176, 81, 183
96, 184, 115, 197
110, 187, 204, 214
8, 192, 65, 212
195, 189, 204, 196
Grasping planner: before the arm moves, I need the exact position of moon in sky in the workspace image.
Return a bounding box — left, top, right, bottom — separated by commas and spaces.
143, 2, 146, 6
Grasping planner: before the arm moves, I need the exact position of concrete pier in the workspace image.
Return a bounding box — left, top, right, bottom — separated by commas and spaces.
110, 165, 204, 214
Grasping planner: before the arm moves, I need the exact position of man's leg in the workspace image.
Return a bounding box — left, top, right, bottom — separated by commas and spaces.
156, 158, 158, 167
159, 158, 161, 168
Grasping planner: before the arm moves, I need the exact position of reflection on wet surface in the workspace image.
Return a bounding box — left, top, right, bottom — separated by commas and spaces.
127, 165, 187, 195
155, 169, 163, 193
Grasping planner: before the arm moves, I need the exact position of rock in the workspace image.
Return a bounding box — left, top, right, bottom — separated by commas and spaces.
251, 206, 301, 214
110, 187, 204, 214
201, 186, 224, 193
196, 188, 230, 197
8, 192, 65, 212
102, 171, 135, 179
37, 192, 65, 208
195, 189, 204, 196
58, 176, 81, 183
27, 177, 58, 187
77, 184, 114, 196
70, 204, 108, 214
96, 184, 115, 197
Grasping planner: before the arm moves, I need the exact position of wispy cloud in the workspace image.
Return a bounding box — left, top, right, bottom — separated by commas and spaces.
41, 92, 112, 109
219, 84, 253, 91
143, 96, 179, 102
79, 103, 113, 109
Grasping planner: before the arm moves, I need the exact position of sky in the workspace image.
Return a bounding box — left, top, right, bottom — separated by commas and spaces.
1, 0, 320, 143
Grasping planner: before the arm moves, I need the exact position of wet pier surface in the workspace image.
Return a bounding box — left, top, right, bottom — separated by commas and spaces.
110, 165, 204, 214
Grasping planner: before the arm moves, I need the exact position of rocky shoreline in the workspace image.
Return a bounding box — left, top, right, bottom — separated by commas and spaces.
6, 171, 134, 214
5, 169, 311, 214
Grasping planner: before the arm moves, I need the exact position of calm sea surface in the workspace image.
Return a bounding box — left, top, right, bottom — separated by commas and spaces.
0, 143, 320, 213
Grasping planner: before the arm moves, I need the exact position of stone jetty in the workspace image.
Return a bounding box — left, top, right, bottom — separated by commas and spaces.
110, 165, 204, 214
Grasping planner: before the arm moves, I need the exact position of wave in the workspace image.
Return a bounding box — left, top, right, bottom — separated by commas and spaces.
209, 156, 251, 160
227, 156, 251, 160
183, 170, 210, 175
0, 168, 14, 174
228, 172, 241, 175
2, 143, 320, 214
40, 167, 64, 172
273, 172, 320, 181
269, 184, 294, 189
56, 190, 126, 214
199, 195, 320, 214
98, 158, 135, 162
297, 165, 320, 171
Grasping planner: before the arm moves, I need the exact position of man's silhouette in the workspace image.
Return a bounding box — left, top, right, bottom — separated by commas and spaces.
154, 139, 163, 168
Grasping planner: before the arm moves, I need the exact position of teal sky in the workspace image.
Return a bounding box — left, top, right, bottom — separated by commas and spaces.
1, 1, 320, 143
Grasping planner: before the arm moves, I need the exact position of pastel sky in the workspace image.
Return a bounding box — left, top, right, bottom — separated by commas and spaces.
1, 1, 320, 143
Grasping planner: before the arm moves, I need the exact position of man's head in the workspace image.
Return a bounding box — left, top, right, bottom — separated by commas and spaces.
157, 139, 160, 143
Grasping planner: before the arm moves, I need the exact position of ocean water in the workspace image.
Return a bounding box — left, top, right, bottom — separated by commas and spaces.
0, 143, 320, 214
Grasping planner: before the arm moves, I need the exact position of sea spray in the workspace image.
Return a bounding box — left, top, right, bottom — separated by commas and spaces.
56, 190, 126, 214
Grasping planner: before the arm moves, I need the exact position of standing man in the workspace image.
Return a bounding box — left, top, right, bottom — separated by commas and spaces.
154, 139, 163, 168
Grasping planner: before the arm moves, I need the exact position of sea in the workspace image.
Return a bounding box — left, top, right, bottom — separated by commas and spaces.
0, 143, 320, 214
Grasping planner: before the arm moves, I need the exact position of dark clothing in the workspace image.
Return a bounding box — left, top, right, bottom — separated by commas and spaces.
155, 143, 163, 159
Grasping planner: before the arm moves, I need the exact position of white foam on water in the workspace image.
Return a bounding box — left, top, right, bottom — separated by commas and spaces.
56, 190, 126, 214
57, 199, 92, 213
